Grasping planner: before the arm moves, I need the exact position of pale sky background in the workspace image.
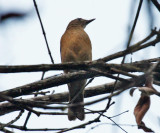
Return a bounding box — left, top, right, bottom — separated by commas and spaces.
0, 0, 160, 133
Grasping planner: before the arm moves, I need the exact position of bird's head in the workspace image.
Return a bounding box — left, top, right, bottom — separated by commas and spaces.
67, 18, 95, 29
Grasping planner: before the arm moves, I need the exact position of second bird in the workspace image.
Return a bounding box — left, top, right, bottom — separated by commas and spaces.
60, 18, 95, 120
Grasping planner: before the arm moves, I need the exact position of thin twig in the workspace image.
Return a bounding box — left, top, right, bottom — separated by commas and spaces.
0, 110, 24, 129
0, 94, 40, 116
109, 110, 129, 118
57, 117, 100, 133
109, 0, 143, 112
122, 0, 144, 63
23, 111, 31, 129
151, 0, 160, 12
101, 29, 159, 62
85, 102, 128, 133
33, 0, 54, 63
0, 125, 13, 133
86, 122, 138, 133
7, 124, 66, 131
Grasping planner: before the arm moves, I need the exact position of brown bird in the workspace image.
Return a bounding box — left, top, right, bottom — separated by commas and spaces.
60, 18, 95, 120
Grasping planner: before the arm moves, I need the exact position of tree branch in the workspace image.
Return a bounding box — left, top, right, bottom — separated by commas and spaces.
0, 74, 146, 116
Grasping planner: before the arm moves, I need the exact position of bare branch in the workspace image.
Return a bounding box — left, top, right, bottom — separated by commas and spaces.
0, 74, 146, 116
33, 0, 54, 63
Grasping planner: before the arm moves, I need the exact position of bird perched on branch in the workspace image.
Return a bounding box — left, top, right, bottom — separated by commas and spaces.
60, 18, 95, 120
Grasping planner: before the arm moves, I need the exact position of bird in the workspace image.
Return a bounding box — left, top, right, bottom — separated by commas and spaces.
60, 18, 95, 120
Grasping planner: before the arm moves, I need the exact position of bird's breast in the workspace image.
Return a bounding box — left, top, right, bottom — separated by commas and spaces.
60, 29, 92, 63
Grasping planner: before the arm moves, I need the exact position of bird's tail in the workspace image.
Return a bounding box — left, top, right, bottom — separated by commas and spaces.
68, 80, 86, 121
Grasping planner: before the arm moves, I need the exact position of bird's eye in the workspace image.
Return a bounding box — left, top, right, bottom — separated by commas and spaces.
78, 18, 82, 21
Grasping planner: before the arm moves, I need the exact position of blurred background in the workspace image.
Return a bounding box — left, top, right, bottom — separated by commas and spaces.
0, 0, 160, 133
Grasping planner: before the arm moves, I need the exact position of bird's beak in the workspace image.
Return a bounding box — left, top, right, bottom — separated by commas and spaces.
86, 18, 95, 25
